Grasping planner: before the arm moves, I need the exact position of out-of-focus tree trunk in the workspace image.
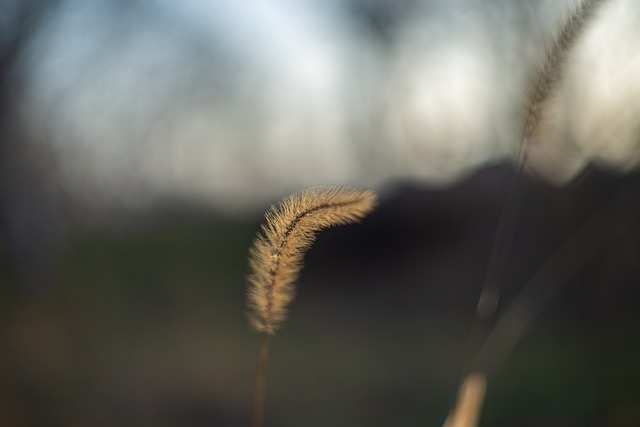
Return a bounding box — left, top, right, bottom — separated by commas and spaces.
0, 0, 64, 292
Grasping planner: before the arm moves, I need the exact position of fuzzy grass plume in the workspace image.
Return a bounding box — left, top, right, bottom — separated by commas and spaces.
247, 186, 377, 335
247, 186, 376, 427
523, 0, 607, 141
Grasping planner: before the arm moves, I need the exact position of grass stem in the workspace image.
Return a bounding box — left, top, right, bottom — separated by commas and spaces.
251, 334, 270, 427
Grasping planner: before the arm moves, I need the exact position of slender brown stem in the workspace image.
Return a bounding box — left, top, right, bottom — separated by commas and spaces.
251, 334, 270, 427
460, 142, 529, 377
477, 143, 529, 319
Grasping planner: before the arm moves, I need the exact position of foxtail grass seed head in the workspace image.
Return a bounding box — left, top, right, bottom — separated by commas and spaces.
523, 0, 608, 141
246, 186, 377, 335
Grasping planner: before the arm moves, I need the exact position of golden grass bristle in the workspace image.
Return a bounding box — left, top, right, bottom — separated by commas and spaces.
524, 0, 607, 140
442, 372, 487, 427
247, 186, 377, 335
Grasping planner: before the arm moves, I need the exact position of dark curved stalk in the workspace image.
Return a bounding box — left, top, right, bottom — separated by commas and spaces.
474, 195, 638, 375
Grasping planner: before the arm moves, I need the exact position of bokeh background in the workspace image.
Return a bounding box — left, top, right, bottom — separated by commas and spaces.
1, 0, 639, 426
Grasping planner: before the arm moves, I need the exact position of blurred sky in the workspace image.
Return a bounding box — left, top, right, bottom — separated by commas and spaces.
8, 0, 640, 218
